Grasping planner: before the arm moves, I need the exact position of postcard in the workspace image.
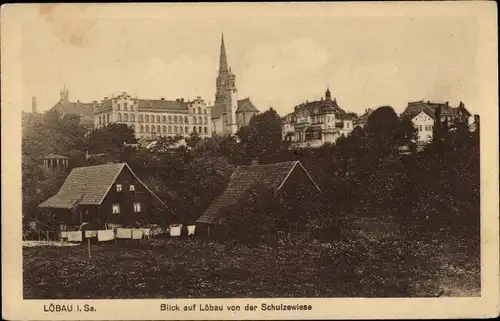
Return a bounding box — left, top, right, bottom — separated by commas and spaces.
1, 2, 499, 320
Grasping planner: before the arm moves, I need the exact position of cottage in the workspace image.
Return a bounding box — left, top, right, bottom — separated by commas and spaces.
196, 161, 321, 237
38, 163, 169, 230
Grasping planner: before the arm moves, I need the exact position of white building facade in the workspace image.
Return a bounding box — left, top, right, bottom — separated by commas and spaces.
282, 88, 355, 148
94, 92, 211, 139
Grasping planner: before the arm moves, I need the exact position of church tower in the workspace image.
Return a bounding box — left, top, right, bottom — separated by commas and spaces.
215, 33, 238, 135
60, 86, 69, 102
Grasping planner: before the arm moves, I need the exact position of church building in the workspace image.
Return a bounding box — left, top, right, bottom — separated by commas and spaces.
210, 34, 260, 136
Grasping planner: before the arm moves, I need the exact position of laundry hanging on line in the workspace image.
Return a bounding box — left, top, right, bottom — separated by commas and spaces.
97, 230, 115, 242
170, 225, 182, 237
132, 229, 144, 240
85, 230, 97, 238
116, 228, 133, 239
66, 231, 82, 242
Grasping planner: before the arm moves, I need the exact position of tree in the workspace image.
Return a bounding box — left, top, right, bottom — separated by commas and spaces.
87, 123, 136, 154
235, 108, 285, 164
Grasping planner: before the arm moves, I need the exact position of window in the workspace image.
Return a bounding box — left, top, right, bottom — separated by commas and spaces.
198, 126, 202, 133
198, 107, 201, 114
124, 103, 128, 110
419, 125, 423, 132
192, 116, 196, 124
204, 109, 207, 114
185, 126, 188, 133
198, 116, 202, 124
124, 113, 129, 122
116, 184, 122, 192
112, 204, 120, 214
139, 115, 143, 123
131, 114, 135, 122
162, 115, 166, 123
156, 115, 160, 123
204, 117, 208, 125
99, 116, 102, 125
133, 202, 141, 213
157, 125, 160, 133
107, 114, 110, 123
129, 185, 135, 191
184, 116, 188, 124
163, 125, 166, 133
193, 126, 197, 133
174, 126, 178, 133
145, 125, 150, 133
168, 116, 172, 123
117, 113, 122, 122
180, 126, 183, 134
145, 115, 149, 122
204, 126, 208, 134
140, 125, 144, 133
168, 125, 172, 134
117, 104, 121, 111
151, 115, 155, 123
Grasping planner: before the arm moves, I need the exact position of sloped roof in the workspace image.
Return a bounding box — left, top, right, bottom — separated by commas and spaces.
402, 101, 471, 120
295, 98, 346, 116
236, 98, 259, 113
39, 163, 164, 209
137, 99, 188, 112
211, 98, 260, 119
51, 100, 95, 128
43, 153, 69, 160
197, 161, 320, 224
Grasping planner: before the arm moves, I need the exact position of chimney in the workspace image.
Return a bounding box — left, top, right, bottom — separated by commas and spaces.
251, 159, 259, 165
32, 96, 37, 113
161, 97, 165, 100
446, 101, 449, 107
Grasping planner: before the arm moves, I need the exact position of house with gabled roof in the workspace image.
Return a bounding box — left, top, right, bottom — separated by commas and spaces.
196, 160, 320, 237
401, 100, 472, 143
38, 163, 172, 229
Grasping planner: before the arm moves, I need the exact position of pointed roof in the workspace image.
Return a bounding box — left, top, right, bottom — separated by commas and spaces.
219, 33, 229, 73
196, 161, 320, 224
39, 163, 164, 209
402, 101, 471, 120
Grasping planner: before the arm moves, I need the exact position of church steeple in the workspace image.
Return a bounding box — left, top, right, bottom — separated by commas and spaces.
325, 85, 331, 101
219, 33, 229, 73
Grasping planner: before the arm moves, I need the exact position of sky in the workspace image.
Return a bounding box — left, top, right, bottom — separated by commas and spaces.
19, 3, 480, 116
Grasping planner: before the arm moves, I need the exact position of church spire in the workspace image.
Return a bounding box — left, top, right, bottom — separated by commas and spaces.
219, 33, 229, 73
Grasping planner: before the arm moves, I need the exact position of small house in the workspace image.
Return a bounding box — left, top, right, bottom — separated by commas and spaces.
196, 160, 321, 237
38, 163, 169, 229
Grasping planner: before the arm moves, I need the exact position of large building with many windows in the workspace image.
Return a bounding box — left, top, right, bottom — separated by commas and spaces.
93, 92, 211, 139
281, 87, 355, 148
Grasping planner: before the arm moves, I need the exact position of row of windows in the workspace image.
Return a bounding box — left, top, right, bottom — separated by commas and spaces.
138, 125, 208, 135
116, 184, 134, 192
116, 102, 135, 111
191, 106, 208, 114
97, 114, 209, 125
112, 202, 141, 214
418, 125, 433, 132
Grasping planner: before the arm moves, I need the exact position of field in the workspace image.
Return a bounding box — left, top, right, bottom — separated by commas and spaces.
23, 217, 480, 299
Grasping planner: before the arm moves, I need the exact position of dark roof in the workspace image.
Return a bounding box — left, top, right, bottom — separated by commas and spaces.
39, 163, 164, 209
137, 99, 188, 112
197, 161, 320, 224
401, 101, 471, 120
43, 153, 69, 160
293, 98, 346, 117
236, 98, 259, 113
211, 98, 260, 119
50, 100, 94, 129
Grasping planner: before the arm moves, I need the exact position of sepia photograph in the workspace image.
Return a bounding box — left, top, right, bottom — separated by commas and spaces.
2, 2, 499, 320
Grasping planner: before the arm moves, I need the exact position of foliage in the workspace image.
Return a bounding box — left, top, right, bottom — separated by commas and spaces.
87, 123, 136, 154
